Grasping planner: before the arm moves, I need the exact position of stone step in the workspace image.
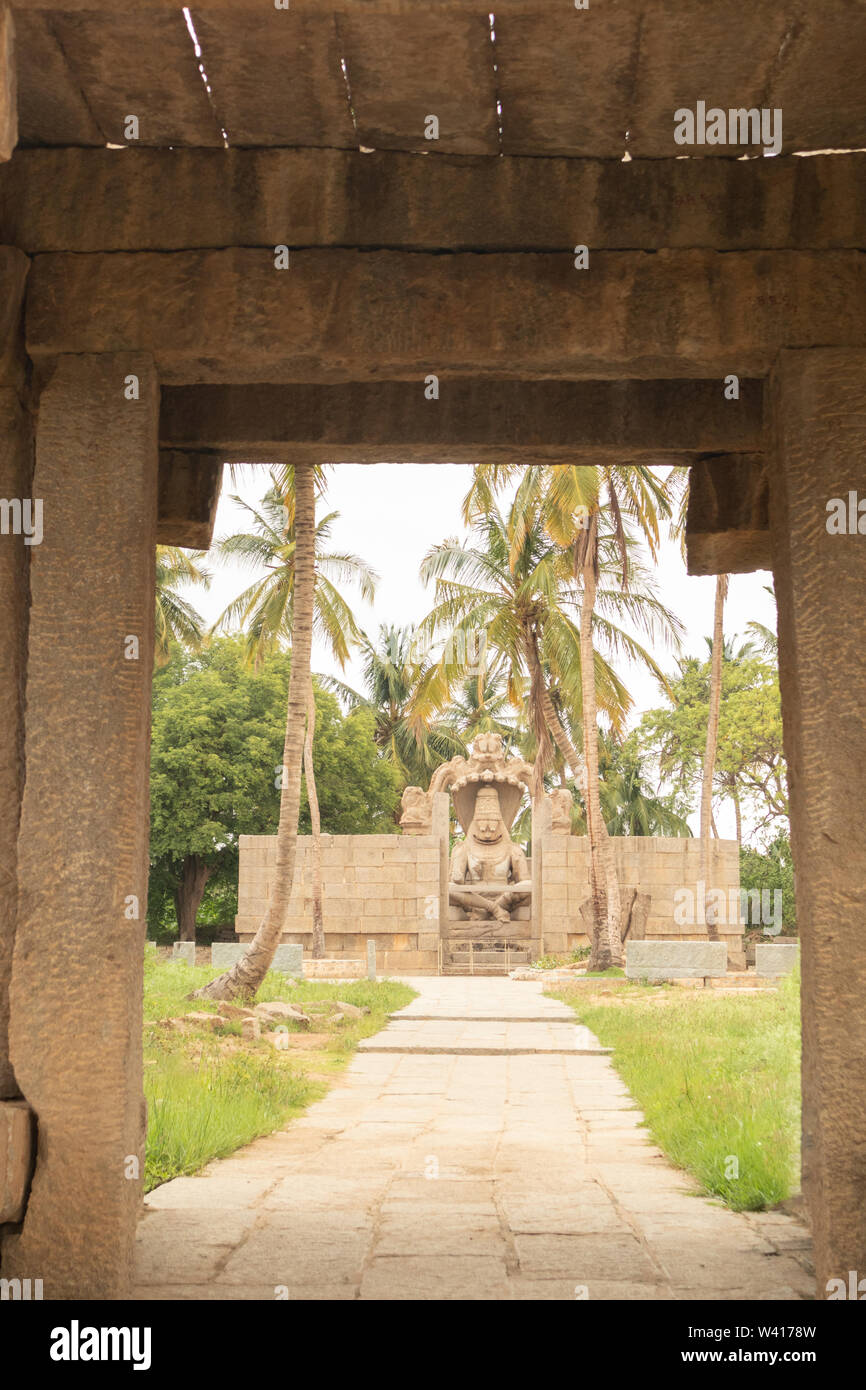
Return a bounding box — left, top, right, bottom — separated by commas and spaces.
441, 966, 515, 976
446, 952, 532, 963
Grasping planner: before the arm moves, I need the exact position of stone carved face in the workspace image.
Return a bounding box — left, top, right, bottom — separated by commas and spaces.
471, 787, 506, 844
470, 732, 505, 765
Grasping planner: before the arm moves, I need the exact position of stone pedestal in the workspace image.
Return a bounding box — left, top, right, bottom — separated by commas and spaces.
770, 348, 866, 1292
2, 355, 158, 1299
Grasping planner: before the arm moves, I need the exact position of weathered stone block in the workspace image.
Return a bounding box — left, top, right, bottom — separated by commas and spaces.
382, 950, 437, 974
352, 845, 385, 867
304, 958, 364, 979
382, 840, 419, 863
755, 943, 799, 977
211, 943, 303, 976
171, 942, 196, 966
364, 899, 398, 917
626, 940, 728, 980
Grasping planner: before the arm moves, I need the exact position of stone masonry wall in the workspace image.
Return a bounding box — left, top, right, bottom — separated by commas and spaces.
236, 833, 442, 974
540, 834, 742, 956
238, 827, 740, 973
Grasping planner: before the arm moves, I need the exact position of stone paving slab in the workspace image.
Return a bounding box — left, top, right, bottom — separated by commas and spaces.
358, 1018, 609, 1055
134, 975, 813, 1301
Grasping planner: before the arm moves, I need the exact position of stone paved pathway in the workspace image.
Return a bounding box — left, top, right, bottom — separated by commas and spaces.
134, 976, 814, 1300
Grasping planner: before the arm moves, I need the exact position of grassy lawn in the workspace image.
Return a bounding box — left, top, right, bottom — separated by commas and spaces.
143, 946, 415, 1192
549, 969, 801, 1212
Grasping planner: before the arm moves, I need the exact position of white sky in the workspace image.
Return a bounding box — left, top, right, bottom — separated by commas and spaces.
194, 463, 777, 838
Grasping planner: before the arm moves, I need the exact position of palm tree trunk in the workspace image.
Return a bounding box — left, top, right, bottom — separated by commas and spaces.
700, 573, 728, 943
194, 463, 316, 1000
732, 787, 742, 846
304, 676, 326, 959
579, 542, 623, 971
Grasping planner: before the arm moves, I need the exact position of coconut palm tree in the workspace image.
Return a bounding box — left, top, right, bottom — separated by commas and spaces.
210, 478, 377, 670
419, 482, 681, 966
459, 464, 679, 969
571, 734, 692, 838
196, 463, 319, 1000
324, 624, 466, 789
699, 574, 729, 939
154, 546, 210, 665
204, 473, 378, 962
746, 584, 779, 659
444, 670, 521, 747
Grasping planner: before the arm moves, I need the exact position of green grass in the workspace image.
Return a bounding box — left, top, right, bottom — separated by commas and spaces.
550, 968, 801, 1211
144, 1042, 320, 1191
143, 946, 415, 1191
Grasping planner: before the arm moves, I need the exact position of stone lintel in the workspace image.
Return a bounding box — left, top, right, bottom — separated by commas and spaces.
157, 450, 223, 548
3, 149, 866, 254
26, 249, 866, 384
13, 0, 575, 8
686, 454, 771, 576
159, 380, 764, 463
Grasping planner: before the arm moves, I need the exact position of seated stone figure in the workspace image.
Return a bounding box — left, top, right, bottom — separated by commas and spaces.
448, 785, 532, 925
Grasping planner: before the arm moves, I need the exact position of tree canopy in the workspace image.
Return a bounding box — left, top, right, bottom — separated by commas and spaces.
148, 638, 402, 937
639, 647, 786, 842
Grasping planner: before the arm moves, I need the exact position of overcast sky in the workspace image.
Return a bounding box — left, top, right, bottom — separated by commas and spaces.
193, 463, 777, 837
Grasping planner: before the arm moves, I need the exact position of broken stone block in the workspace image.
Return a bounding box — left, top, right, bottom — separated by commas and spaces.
240, 1017, 261, 1040
216, 1001, 258, 1020
254, 1001, 311, 1027
332, 1001, 367, 1019
182, 1011, 224, 1031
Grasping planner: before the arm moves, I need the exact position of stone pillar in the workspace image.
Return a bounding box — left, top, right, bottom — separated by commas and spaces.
0, 246, 30, 1103
0, 7, 16, 163
431, 791, 450, 946
531, 797, 552, 959
769, 349, 866, 1294
0, 388, 31, 1099
2, 355, 158, 1299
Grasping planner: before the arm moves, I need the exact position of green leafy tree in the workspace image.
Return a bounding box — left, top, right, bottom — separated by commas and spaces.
149, 639, 289, 941
640, 648, 787, 843
570, 734, 692, 838
149, 638, 401, 942
740, 828, 797, 933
